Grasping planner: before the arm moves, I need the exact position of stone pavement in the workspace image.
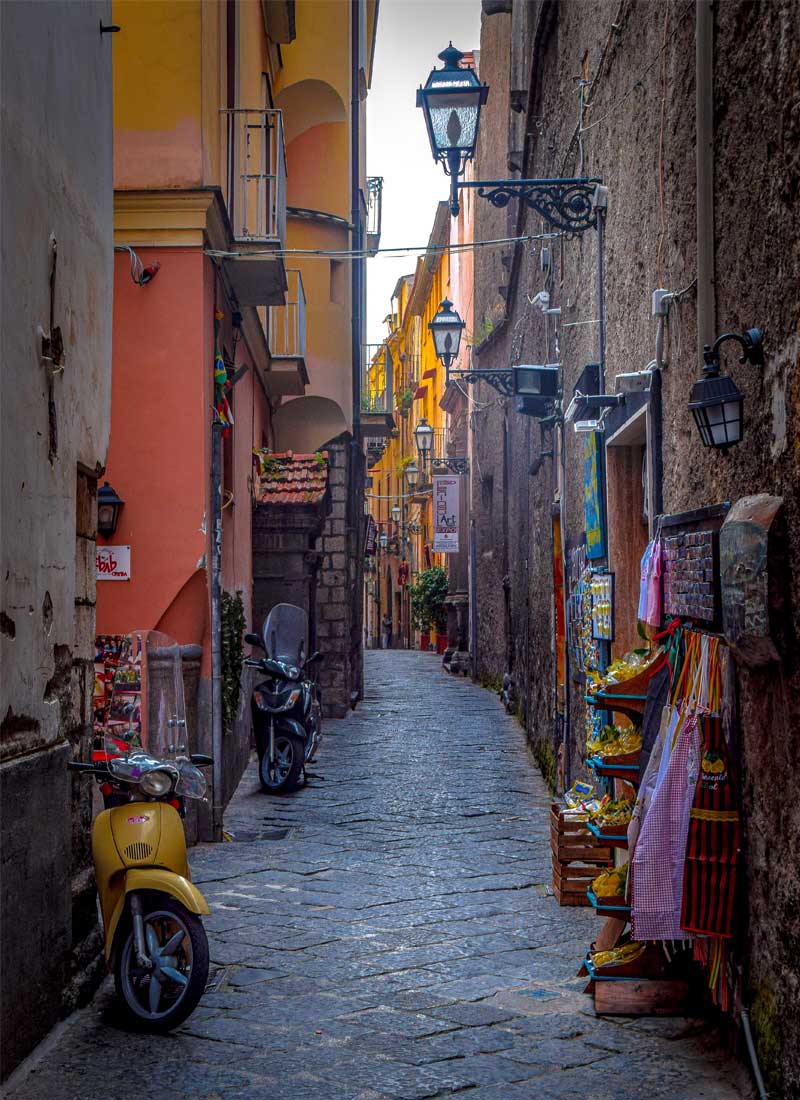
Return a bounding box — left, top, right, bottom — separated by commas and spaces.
9, 651, 753, 1100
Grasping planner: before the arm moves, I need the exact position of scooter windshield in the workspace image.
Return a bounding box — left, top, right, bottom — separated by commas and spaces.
262, 603, 308, 667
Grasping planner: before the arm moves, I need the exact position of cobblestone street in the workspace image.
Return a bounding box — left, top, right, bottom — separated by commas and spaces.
9, 653, 752, 1100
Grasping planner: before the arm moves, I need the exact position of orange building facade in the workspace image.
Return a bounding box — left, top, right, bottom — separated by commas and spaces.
99, 1, 379, 828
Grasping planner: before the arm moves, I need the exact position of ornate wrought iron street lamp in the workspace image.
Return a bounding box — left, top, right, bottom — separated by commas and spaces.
414, 417, 434, 463
405, 461, 419, 488
688, 328, 763, 450
97, 481, 125, 538
419, 45, 601, 230
416, 43, 488, 217
391, 503, 402, 523
429, 299, 465, 382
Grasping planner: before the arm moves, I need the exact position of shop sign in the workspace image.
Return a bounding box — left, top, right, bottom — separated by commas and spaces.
96, 545, 131, 581
433, 475, 459, 553
364, 515, 377, 557
583, 433, 606, 560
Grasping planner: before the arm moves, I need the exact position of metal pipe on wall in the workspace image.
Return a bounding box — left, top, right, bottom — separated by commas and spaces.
696, 0, 716, 357
210, 420, 224, 841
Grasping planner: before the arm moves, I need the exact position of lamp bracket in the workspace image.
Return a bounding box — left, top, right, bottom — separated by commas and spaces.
457, 177, 602, 236
449, 368, 515, 396
704, 328, 764, 372
432, 456, 469, 475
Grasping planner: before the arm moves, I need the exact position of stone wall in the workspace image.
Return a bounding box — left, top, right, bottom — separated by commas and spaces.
471, 0, 800, 1091
0, 0, 113, 1078
315, 435, 364, 718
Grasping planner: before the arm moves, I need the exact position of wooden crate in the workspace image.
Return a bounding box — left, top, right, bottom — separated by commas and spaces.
592, 978, 694, 1016
550, 802, 613, 864
552, 862, 603, 907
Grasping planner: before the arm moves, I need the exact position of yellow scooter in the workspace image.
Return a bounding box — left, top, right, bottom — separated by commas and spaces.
69, 747, 212, 1031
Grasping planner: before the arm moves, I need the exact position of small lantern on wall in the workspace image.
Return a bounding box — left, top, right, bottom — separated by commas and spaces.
405, 461, 419, 488
379, 531, 389, 551
391, 503, 402, 524
429, 299, 465, 382
97, 482, 125, 538
688, 328, 763, 451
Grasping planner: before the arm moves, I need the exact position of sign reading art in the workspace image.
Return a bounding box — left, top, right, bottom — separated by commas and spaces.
433, 475, 459, 553
96, 545, 131, 581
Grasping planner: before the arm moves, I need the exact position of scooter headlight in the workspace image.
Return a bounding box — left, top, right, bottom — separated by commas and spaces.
139, 769, 175, 796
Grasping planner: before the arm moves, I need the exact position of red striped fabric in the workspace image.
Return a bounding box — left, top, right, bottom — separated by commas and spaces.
680, 713, 740, 938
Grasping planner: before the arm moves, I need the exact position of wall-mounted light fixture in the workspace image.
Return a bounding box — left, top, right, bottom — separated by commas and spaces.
414, 417, 434, 462
688, 328, 763, 450
405, 461, 419, 488
429, 299, 465, 384
97, 481, 125, 538
574, 420, 604, 434
391, 503, 402, 523
419, 45, 601, 232
379, 531, 389, 551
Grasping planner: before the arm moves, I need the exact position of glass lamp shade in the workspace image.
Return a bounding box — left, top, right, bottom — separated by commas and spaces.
513, 364, 559, 397
379, 532, 389, 550
414, 417, 434, 454
688, 372, 744, 449
391, 504, 402, 522
429, 299, 464, 365
416, 44, 488, 164
97, 481, 124, 537
405, 461, 419, 488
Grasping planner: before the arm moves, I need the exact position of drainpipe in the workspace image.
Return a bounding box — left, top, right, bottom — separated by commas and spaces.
351, 0, 363, 447
210, 419, 223, 842
696, 0, 716, 357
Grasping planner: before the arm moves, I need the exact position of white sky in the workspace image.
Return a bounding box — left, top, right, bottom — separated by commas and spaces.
366, 0, 482, 344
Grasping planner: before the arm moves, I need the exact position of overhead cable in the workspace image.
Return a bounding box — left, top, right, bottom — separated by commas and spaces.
205, 231, 562, 263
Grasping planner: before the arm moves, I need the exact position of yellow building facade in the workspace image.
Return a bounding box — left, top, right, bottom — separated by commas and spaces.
365, 203, 455, 649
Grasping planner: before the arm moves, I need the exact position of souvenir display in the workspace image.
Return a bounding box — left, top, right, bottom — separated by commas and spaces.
663, 529, 715, 621
590, 571, 614, 641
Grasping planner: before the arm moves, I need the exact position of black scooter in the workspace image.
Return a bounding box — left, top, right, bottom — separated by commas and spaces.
245, 603, 323, 793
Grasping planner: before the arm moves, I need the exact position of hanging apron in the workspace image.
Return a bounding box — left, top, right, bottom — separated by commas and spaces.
680, 710, 740, 938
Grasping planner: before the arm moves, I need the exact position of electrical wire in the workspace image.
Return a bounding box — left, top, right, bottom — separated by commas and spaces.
579, 2, 693, 134
205, 231, 562, 263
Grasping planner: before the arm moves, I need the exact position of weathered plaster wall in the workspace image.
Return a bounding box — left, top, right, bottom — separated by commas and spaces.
472, 1, 800, 1090
0, 0, 113, 1078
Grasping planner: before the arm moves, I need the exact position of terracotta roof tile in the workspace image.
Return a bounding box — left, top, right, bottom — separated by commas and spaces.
253, 450, 329, 506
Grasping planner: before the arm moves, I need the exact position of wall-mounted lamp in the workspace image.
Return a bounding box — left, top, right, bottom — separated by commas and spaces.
391, 503, 402, 523
405, 461, 419, 488
513, 364, 560, 398
429, 299, 465, 384
379, 531, 389, 551
414, 417, 434, 461
97, 481, 125, 538
688, 328, 763, 450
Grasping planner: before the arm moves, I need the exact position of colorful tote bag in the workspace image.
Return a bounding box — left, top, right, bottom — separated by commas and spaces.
680, 712, 740, 938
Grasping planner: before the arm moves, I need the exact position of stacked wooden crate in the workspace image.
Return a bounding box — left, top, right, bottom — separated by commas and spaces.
550, 802, 613, 905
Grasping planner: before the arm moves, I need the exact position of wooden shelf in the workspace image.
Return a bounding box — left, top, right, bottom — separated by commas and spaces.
587, 887, 631, 917
587, 755, 641, 785
586, 820, 629, 849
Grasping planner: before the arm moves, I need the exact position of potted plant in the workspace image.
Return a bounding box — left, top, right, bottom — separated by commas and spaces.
409, 566, 449, 652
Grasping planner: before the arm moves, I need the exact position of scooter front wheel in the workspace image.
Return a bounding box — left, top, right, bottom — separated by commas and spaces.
114, 895, 209, 1032
259, 732, 304, 793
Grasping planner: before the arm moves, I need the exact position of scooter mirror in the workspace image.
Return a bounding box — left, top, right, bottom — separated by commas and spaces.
306, 651, 323, 665
244, 633, 264, 649
190, 754, 214, 767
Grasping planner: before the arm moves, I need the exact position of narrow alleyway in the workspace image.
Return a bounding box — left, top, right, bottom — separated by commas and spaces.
10, 653, 751, 1100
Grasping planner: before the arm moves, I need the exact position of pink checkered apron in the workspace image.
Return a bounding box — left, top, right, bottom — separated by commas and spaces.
631, 713, 700, 940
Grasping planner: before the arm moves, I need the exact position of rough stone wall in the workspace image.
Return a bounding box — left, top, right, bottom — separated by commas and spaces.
0, 0, 113, 1078
472, 0, 800, 1091
315, 436, 364, 718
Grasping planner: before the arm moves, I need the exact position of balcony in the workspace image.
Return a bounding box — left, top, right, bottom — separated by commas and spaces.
361, 343, 395, 438
263, 270, 308, 396
366, 177, 383, 257
220, 108, 287, 307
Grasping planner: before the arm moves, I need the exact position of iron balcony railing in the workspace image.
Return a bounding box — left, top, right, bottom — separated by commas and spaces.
361, 343, 393, 414
268, 269, 306, 359
222, 108, 287, 243
366, 176, 383, 256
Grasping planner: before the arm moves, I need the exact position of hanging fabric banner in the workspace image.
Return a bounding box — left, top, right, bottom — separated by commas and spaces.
364, 515, 377, 557
432, 474, 459, 553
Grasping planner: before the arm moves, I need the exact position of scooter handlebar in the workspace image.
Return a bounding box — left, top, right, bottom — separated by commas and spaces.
68, 761, 109, 774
